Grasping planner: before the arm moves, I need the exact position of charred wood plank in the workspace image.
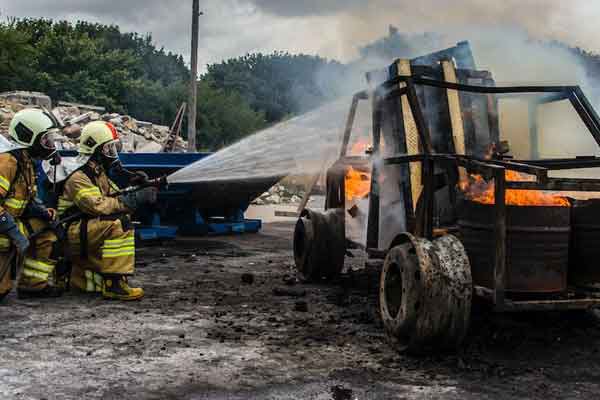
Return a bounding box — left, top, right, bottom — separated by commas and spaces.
506, 179, 600, 192
517, 157, 600, 170
382, 76, 575, 94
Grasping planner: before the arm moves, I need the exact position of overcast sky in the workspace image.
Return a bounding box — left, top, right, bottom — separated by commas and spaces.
2, 0, 600, 74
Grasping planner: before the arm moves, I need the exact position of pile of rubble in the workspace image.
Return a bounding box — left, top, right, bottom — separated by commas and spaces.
0, 92, 187, 152
252, 183, 306, 205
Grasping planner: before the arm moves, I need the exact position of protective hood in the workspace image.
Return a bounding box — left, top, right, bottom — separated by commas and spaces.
0, 135, 27, 154
42, 155, 90, 184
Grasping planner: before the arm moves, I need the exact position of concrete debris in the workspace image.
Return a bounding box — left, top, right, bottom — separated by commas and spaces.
0, 91, 52, 109
252, 182, 307, 205
0, 92, 188, 153
57, 101, 106, 113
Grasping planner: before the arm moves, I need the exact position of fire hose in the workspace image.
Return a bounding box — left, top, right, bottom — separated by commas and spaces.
0, 175, 167, 284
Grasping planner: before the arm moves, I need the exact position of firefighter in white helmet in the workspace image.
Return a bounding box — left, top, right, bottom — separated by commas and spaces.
0, 108, 63, 300
57, 121, 154, 300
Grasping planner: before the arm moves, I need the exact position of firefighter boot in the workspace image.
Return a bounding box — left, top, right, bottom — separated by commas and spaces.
102, 274, 144, 301
17, 262, 68, 299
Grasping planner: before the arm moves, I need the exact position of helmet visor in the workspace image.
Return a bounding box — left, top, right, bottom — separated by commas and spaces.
39, 129, 59, 151
101, 140, 119, 159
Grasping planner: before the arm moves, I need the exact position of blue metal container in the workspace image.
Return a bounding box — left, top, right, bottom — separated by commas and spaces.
118, 152, 268, 240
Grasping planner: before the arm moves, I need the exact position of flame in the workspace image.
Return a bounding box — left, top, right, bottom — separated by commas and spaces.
462, 170, 569, 207
345, 166, 371, 201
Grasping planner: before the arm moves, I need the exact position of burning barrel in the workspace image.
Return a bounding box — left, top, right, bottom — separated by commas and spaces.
458, 200, 570, 293
570, 199, 600, 288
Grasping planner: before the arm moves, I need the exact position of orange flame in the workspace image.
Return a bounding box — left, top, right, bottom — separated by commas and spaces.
345, 166, 371, 201
462, 170, 569, 207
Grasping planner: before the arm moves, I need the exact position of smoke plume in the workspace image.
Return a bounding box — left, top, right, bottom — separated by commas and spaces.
249, 0, 600, 60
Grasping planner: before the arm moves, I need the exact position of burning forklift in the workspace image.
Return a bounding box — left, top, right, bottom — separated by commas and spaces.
293, 42, 600, 352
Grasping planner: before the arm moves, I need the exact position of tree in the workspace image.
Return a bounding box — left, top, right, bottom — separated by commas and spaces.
6, 18, 190, 118
0, 19, 39, 92
196, 80, 266, 149
205, 52, 347, 122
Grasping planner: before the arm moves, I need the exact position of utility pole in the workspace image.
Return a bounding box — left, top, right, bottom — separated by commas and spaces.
188, 0, 200, 152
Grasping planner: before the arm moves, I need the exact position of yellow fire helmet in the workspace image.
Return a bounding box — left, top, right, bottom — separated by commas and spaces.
8, 108, 56, 147
79, 121, 119, 156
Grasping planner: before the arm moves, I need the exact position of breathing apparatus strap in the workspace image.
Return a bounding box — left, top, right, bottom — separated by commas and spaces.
5, 150, 22, 200
79, 217, 89, 261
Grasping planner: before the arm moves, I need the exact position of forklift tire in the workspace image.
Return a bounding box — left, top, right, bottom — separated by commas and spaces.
379, 233, 472, 353
293, 208, 345, 282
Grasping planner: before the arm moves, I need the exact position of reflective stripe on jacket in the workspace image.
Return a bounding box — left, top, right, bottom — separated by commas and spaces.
0, 151, 36, 218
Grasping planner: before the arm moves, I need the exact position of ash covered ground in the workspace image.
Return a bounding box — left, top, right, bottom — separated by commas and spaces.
2, 221, 600, 399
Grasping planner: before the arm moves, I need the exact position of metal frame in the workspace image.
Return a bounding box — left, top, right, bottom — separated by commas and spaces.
362, 77, 600, 312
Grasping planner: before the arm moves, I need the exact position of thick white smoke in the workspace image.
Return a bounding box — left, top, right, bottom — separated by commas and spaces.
248, 0, 600, 61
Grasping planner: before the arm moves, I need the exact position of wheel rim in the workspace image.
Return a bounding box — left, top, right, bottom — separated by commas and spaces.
384, 261, 403, 320
293, 218, 307, 262
293, 216, 313, 279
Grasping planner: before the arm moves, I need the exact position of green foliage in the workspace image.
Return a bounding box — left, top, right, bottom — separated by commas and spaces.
197, 80, 266, 149
205, 52, 347, 122
0, 19, 39, 91
8, 18, 187, 114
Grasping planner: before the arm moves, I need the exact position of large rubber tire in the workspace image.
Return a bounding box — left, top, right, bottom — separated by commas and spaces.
379, 233, 472, 353
379, 239, 424, 352
293, 208, 345, 282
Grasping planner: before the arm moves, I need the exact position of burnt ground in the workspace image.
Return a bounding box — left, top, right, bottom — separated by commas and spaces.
2, 221, 600, 399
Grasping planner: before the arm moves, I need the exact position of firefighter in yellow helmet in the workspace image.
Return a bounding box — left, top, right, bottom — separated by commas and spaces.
57, 121, 153, 300
0, 108, 63, 300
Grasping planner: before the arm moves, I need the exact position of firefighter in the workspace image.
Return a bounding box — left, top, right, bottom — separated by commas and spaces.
0, 108, 62, 300
57, 121, 154, 301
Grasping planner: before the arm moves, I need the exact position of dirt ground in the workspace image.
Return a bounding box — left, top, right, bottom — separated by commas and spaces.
2, 220, 600, 399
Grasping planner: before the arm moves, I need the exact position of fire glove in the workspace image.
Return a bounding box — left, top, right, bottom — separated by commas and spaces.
0, 212, 29, 253
23, 198, 53, 221
129, 171, 150, 186
121, 187, 158, 211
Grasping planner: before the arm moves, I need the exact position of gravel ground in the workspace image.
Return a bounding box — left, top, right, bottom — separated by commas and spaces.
1, 221, 600, 399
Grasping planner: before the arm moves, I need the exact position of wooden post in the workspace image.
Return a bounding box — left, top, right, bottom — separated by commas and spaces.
441, 60, 468, 185
396, 60, 423, 213
187, 0, 200, 152
493, 167, 507, 308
